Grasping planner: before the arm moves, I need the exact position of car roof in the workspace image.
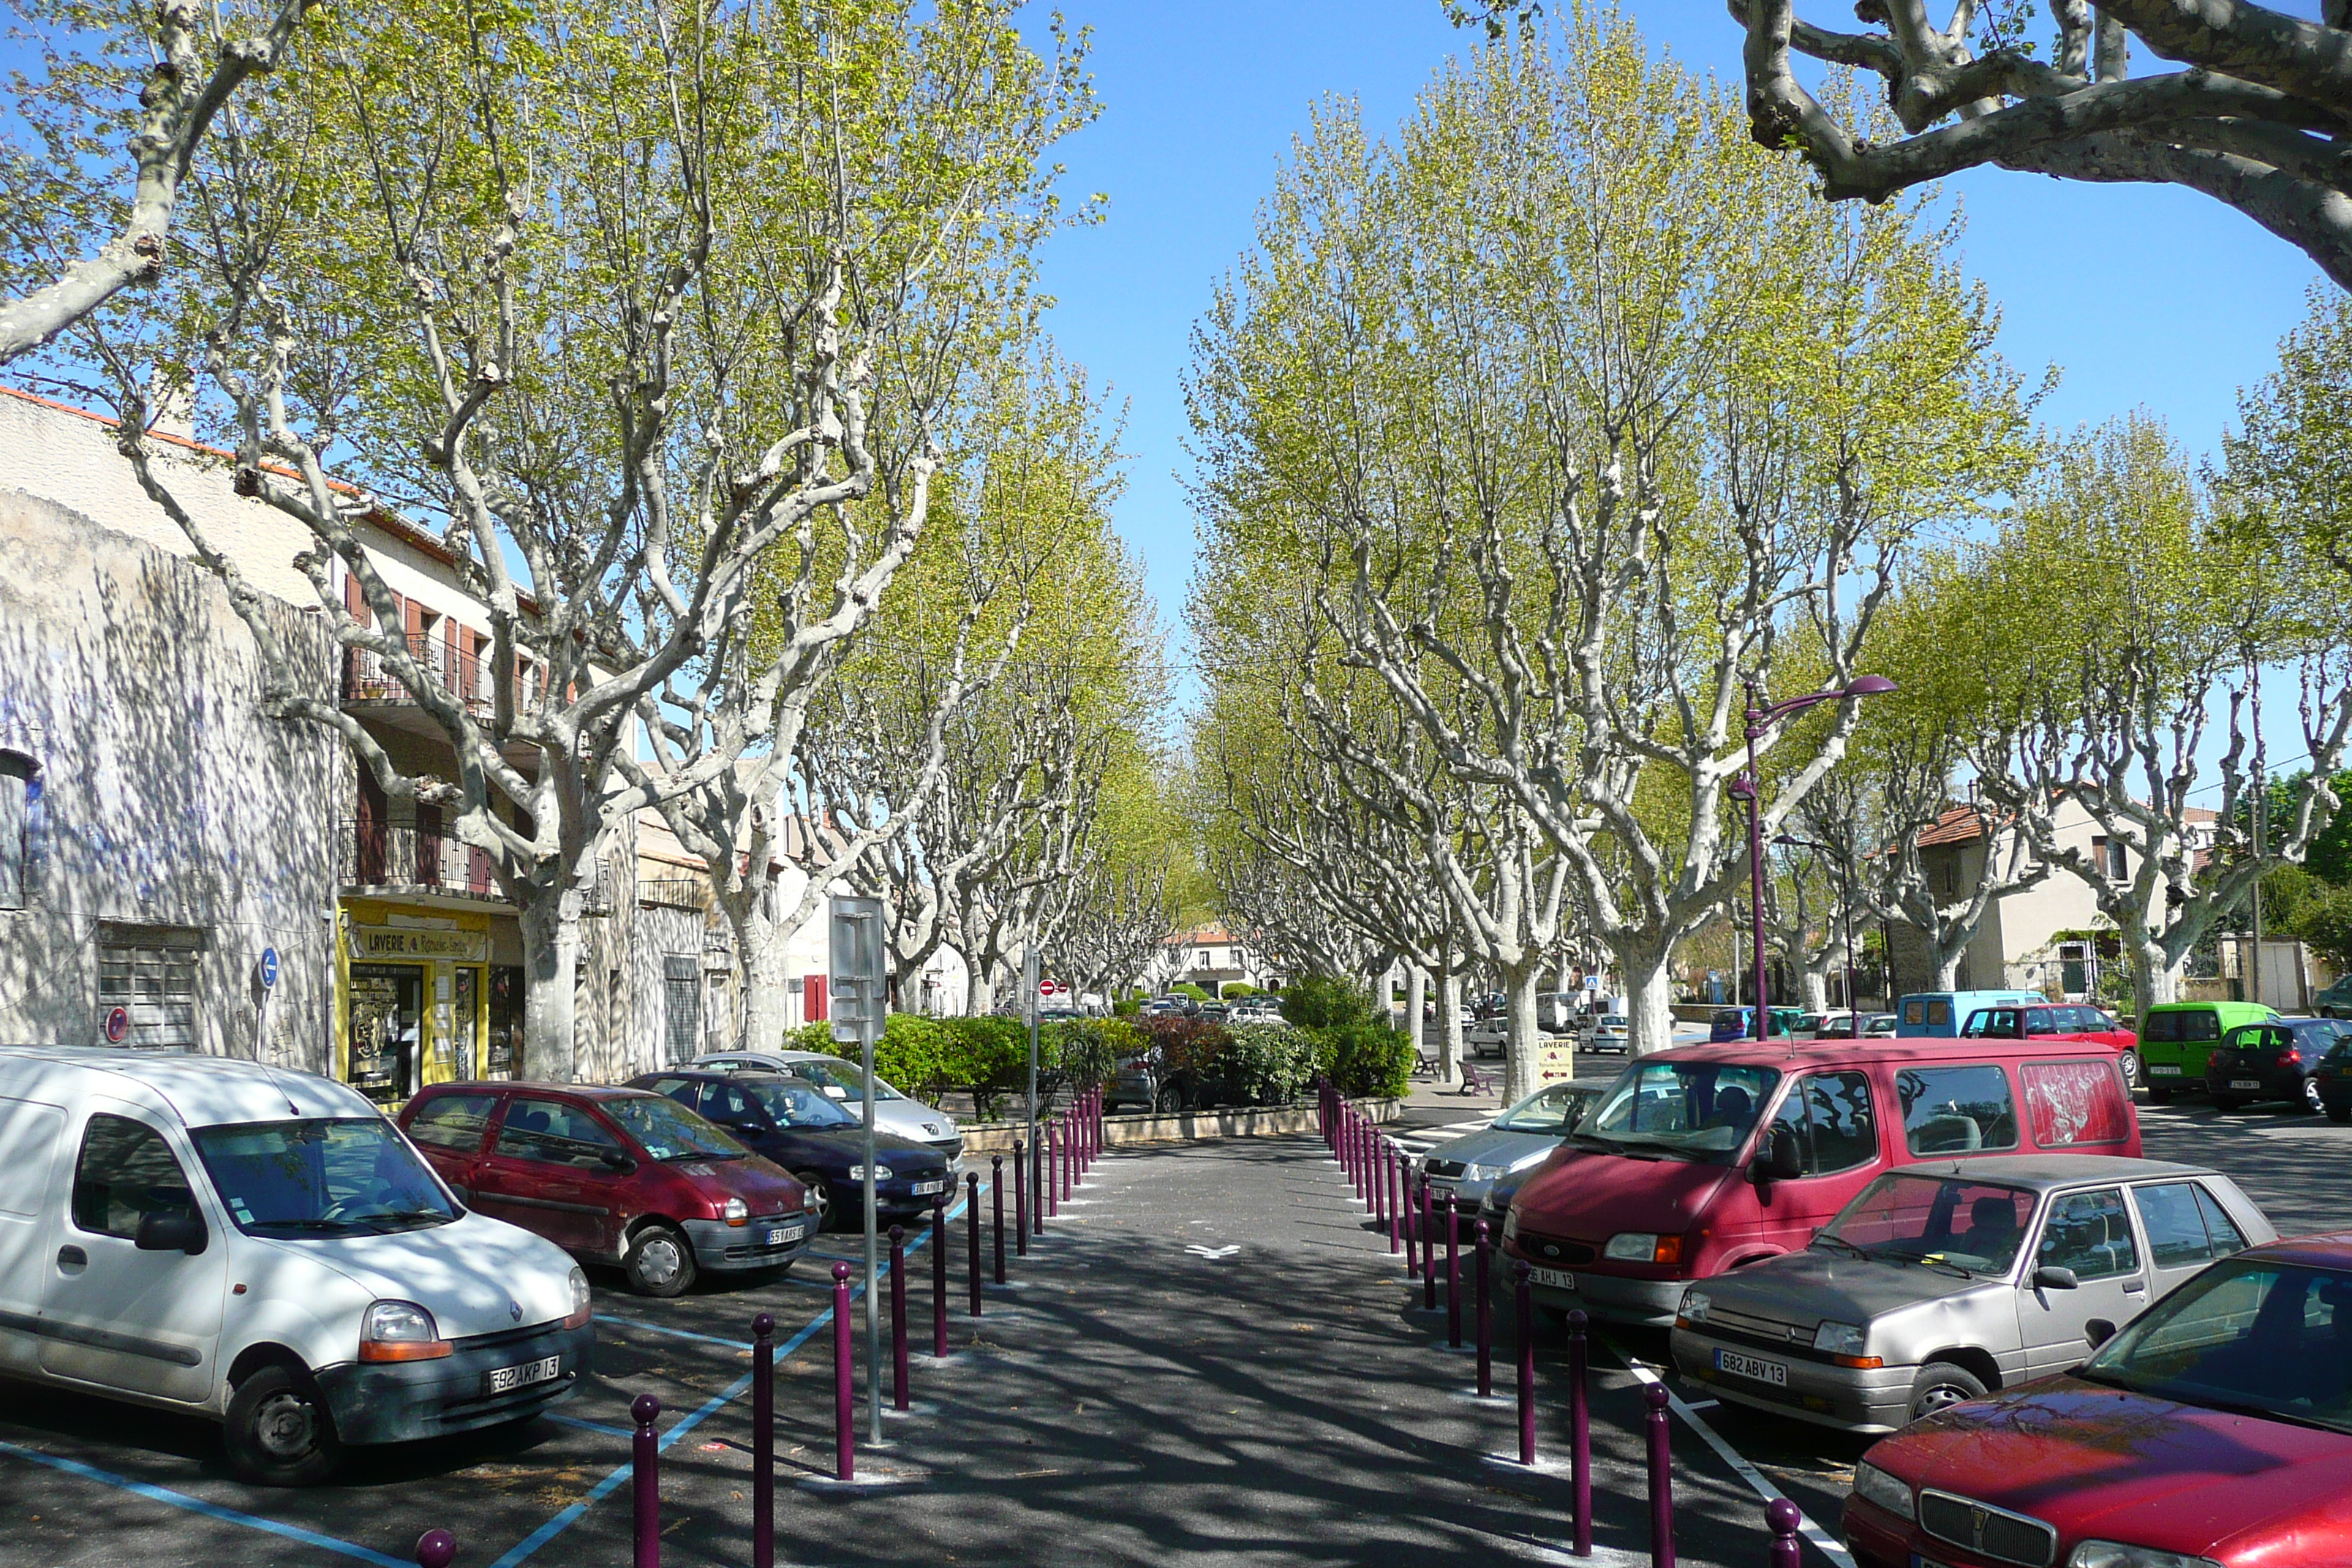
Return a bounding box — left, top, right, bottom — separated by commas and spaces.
1879, 1153, 2215, 1188
1648, 1035, 2126, 1068
2241, 1231, 2352, 1270
0, 1046, 378, 1127
426, 1080, 657, 1102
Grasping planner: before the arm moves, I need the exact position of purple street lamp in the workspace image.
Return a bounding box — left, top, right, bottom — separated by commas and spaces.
1734, 674, 1894, 1042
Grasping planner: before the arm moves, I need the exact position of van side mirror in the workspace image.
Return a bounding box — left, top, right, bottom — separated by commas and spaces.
2033, 1264, 2079, 1291
135, 1211, 208, 1255
1749, 1126, 1803, 1185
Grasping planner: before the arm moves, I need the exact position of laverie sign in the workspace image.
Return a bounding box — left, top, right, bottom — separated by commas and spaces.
350, 926, 487, 962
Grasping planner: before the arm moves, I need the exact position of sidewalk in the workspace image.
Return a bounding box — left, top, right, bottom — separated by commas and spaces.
589, 1131, 1833, 1567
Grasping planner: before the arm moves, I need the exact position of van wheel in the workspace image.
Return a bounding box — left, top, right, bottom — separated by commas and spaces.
625, 1224, 697, 1297
2146, 1081, 2173, 1104
225, 1364, 342, 1486
1907, 1361, 1989, 1424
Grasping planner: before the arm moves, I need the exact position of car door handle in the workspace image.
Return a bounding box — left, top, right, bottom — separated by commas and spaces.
56, 1245, 86, 1267
2122, 1278, 2146, 1293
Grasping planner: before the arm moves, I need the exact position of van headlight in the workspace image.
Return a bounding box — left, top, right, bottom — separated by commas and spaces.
565, 1266, 592, 1329
1604, 1231, 1660, 1261
1678, 1290, 1711, 1326
359, 1299, 452, 1362
1811, 1319, 1868, 1356
2068, 1546, 2223, 1568
1850, 1460, 1915, 1522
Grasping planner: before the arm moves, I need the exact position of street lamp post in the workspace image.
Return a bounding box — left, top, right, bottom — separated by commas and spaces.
1733, 675, 1895, 1042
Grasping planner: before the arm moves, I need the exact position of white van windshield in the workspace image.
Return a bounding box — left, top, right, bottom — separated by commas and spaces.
193, 1118, 459, 1237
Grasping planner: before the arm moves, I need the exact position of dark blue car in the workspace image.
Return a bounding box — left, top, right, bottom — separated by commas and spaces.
629, 1071, 951, 1229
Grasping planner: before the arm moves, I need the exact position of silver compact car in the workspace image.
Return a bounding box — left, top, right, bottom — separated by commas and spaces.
1669, 1155, 2273, 1433
692, 1050, 962, 1164
1424, 1077, 1613, 1214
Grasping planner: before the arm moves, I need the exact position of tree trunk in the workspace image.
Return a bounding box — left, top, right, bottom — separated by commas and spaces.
966, 961, 995, 1017
1798, 967, 1830, 1014
1621, 943, 1678, 1058
518, 893, 581, 1082
1928, 946, 1961, 992
1439, 968, 1463, 1085
1407, 965, 1427, 1064
1502, 964, 1541, 1104
2131, 941, 2183, 1022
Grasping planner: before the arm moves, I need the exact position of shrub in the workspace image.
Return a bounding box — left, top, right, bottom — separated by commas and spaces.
1276, 973, 1414, 1098
1170, 981, 1212, 1001
1216, 1022, 1323, 1105
1112, 996, 1141, 1018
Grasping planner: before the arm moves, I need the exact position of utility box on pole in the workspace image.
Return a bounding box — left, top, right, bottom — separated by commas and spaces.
827, 894, 886, 1445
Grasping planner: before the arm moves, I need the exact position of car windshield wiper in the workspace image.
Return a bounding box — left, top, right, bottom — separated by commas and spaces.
346, 1208, 454, 1229
244, 1217, 363, 1233
1586, 1135, 1703, 1161
1812, 1234, 1871, 1260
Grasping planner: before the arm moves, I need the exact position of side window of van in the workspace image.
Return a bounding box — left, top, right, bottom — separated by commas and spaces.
1896, 1065, 2019, 1156
71, 1114, 197, 1240
406, 1093, 498, 1152
1765, 1072, 1878, 1176
496, 1098, 625, 1167
2021, 1060, 2133, 1147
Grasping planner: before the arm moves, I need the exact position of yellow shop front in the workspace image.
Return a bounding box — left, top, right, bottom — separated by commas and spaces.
335, 900, 522, 1109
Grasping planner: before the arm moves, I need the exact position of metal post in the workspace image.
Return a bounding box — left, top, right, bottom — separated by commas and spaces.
1766, 1499, 1803, 1568
1645, 1382, 1675, 1568
992, 1156, 1007, 1285
830, 1263, 854, 1482
752, 1313, 774, 1568
1446, 1193, 1463, 1348
1422, 1175, 1437, 1311
417, 1531, 457, 1568
1024, 942, 1039, 1239
1742, 679, 1770, 1043
965, 1172, 982, 1316
888, 1226, 908, 1413
1014, 1138, 1029, 1256
931, 1189, 948, 1357
859, 1028, 881, 1448
1515, 1260, 1536, 1465
1569, 1310, 1592, 1557
632, 1392, 662, 1568
1474, 1218, 1493, 1398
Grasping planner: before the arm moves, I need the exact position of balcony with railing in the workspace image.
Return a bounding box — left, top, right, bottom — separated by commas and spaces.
342, 633, 546, 715
338, 815, 505, 902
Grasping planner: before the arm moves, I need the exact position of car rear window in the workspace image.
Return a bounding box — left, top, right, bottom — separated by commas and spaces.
2144, 1008, 2220, 1043
2134, 1180, 2250, 1270
2021, 1060, 2132, 1147
1896, 1063, 2018, 1155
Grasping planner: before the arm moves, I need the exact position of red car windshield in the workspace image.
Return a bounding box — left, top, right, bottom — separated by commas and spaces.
2081, 1260, 2352, 1434
603, 1096, 744, 1161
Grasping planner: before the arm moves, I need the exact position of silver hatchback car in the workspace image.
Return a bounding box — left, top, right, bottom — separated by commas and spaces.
1669, 1155, 2274, 1433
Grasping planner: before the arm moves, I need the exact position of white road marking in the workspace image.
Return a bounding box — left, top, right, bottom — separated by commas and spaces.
1185, 1244, 1242, 1259
1604, 1339, 1856, 1568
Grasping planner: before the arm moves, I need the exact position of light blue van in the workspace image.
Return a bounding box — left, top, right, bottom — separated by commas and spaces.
1893, 990, 2041, 1038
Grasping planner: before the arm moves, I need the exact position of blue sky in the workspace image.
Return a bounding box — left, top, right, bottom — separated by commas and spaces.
1022, 1, 2326, 707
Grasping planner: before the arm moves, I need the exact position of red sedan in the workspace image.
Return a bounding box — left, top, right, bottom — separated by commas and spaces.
1844, 1232, 2352, 1567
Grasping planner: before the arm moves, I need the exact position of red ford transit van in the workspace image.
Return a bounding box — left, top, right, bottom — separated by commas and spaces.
1500, 1036, 2139, 1325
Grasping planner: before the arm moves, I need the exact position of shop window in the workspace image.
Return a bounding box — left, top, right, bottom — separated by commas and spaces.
664, 956, 700, 1063
97, 926, 203, 1049
0, 751, 37, 909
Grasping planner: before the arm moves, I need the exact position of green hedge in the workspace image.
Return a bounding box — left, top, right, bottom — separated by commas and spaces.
788, 1014, 1137, 1119
1130, 1003, 1408, 1107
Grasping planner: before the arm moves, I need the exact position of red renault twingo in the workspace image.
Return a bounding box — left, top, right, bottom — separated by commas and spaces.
399, 1083, 814, 1297
1843, 1232, 2352, 1568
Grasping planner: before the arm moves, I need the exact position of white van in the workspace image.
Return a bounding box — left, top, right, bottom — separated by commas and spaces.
0, 1047, 592, 1484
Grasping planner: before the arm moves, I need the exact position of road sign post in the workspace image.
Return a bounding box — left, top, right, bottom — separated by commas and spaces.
829, 896, 886, 1449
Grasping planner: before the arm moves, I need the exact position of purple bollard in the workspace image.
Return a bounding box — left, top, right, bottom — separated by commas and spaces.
1386, 1140, 1401, 1254
931, 1189, 949, 1357
417, 1531, 456, 1568
1046, 1119, 1060, 1218
889, 1226, 909, 1412
992, 1156, 1007, 1284
752, 1313, 774, 1568
1061, 1112, 1074, 1201
1515, 1260, 1536, 1465
1445, 1193, 1463, 1347
1474, 1218, 1493, 1398
632, 1392, 662, 1568
1569, 1309, 1592, 1557
965, 1172, 983, 1316
1032, 1126, 1045, 1232
1421, 1172, 1436, 1310
1014, 1138, 1030, 1256
1403, 1164, 1420, 1274
1645, 1382, 1675, 1568
831, 1263, 854, 1482
1765, 1498, 1803, 1568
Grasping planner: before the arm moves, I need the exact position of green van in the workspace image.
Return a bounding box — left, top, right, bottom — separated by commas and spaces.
2140, 1000, 2283, 1101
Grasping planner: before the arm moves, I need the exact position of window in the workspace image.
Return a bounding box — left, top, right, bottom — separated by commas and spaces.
1896, 1063, 2018, 1155
195, 1118, 457, 1235
695, 1079, 765, 1125
2023, 1009, 2062, 1036
663, 955, 700, 1063
1583, 1061, 1780, 1162
494, 1098, 624, 1166
2135, 1181, 2248, 1271
2021, 1059, 2133, 1146
1765, 1071, 1879, 1176
2092, 835, 2129, 881
1820, 1173, 2035, 1273
71, 1114, 197, 1240
2038, 1187, 2139, 1281
404, 1093, 499, 1152
2144, 1007, 2220, 1044
0, 751, 34, 909
97, 927, 202, 1049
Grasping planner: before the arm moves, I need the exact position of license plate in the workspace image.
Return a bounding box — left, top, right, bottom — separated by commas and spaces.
1714, 1347, 1788, 1386
1528, 1266, 1575, 1290
913, 1179, 945, 1196
2231, 1079, 2262, 1090
2150, 1065, 2183, 1076
483, 1354, 561, 1395
767, 1224, 806, 1245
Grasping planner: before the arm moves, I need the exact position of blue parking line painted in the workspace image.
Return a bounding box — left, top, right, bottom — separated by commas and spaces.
540, 1412, 635, 1439
492, 1186, 973, 1568
596, 1315, 756, 1351
0, 1439, 410, 1567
